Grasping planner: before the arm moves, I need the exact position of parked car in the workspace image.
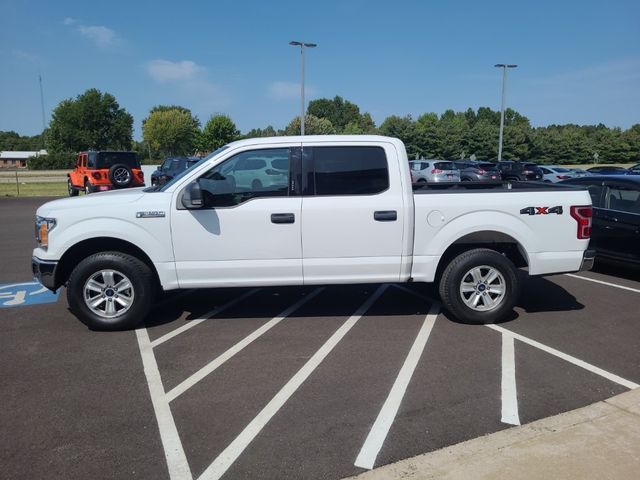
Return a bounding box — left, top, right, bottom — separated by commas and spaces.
67, 151, 144, 196
586, 166, 630, 175
151, 157, 200, 186
539, 165, 578, 183
627, 163, 640, 175
496, 161, 543, 181
561, 175, 640, 267
32, 135, 593, 330
567, 168, 592, 177
410, 160, 460, 183
453, 160, 502, 182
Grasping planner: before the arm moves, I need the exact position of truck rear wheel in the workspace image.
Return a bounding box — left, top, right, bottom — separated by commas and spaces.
438, 248, 520, 324
67, 252, 155, 330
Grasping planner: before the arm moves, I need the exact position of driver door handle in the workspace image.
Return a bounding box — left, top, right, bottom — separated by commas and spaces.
271, 213, 295, 224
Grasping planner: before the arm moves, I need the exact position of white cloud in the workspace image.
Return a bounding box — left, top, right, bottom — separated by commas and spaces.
145, 59, 228, 110
146, 59, 204, 83
12, 49, 40, 64
268, 81, 317, 100
63, 18, 120, 49
77, 25, 118, 49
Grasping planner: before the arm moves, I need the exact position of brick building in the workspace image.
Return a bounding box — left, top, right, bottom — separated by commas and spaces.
0, 150, 47, 168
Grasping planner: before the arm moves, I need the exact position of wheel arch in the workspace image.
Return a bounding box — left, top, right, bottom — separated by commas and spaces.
434, 230, 529, 282
55, 237, 160, 291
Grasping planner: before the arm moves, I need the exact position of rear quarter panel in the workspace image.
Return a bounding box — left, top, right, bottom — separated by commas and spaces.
411, 188, 592, 281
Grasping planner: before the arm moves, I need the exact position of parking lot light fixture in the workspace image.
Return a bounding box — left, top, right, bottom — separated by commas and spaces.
289, 41, 317, 136
494, 64, 518, 161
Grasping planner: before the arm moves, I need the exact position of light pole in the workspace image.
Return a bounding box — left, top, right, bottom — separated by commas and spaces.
289, 41, 317, 135
495, 63, 517, 161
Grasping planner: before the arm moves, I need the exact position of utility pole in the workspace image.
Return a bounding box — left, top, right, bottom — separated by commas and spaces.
289, 41, 317, 135
494, 64, 517, 161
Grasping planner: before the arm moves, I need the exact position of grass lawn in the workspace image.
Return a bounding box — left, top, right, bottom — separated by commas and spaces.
0, 182, 68, 197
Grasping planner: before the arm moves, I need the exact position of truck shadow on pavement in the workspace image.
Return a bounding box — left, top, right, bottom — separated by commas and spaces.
143, 276, 584, 331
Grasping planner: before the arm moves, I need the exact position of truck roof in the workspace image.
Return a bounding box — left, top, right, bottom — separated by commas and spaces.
225, 135, 403, 149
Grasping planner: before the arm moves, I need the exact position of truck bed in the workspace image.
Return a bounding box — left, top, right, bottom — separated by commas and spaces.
413, 181, 585, 194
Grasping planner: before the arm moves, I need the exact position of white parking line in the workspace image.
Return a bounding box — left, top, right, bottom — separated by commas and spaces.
500, 333, 520, 425
151, 289, 260, 348
565, 274, 640, 294
135, 328, 192, 480
165, 288, 324, 403
354, 303, 439, 470
487, 325, 639, 390
197, 285, 389, 480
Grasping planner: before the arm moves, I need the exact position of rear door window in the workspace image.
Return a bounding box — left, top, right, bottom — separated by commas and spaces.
434, 162, 455, 171
312, 146, 389, 196
606, 186, 640, 213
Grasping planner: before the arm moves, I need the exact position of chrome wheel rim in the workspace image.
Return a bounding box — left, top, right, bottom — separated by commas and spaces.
459, 265, 506, 312
83, 269, 134, 319
113, 168, 131, 185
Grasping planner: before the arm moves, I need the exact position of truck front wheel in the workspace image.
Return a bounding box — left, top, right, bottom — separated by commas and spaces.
67, 252, 155, 330
438, 248, 520, 324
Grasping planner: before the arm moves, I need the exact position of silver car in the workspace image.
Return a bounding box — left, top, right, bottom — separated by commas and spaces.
410, 160, 460, 183
539, 165, 579, 183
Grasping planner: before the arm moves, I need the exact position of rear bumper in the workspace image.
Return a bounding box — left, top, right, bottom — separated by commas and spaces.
580, 249, 596, 271
32, 256, 58, 291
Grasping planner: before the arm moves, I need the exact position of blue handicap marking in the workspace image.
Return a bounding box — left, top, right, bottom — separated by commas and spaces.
0, 281, 60, 309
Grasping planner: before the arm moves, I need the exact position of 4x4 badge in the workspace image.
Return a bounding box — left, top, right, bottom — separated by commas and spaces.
136, 211, 166, 218
520, 206, 563, 215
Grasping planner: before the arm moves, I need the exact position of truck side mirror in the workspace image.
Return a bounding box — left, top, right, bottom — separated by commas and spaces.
181, 181, 203, 209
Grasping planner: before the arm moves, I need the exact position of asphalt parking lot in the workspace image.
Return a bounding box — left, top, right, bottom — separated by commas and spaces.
1, 197, 639, 480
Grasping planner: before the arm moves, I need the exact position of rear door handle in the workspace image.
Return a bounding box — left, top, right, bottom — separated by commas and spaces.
374, 210, 397, 222
271, 213, 295, 224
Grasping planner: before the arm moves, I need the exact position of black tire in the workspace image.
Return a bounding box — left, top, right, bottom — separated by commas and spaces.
109, 163, 133, 188
251, 179, 263, 190
417, 178, 427, 183
67, 252, 156, 330
68, 178, 79, 197
438, 248, 520, 324
84, 180, 93, 195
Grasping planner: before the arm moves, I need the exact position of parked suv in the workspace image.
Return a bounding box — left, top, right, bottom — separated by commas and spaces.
151, 156, 200, 186
410, 160, 460, 183
453, 160, 502, 182
68, 151, 144, 196
497, 161, 543, 181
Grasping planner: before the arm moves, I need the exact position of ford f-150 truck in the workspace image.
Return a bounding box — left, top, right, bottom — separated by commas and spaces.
32, 136, 594, 330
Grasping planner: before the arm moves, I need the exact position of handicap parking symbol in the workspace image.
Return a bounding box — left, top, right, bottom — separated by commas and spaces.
0, 281, 60, 309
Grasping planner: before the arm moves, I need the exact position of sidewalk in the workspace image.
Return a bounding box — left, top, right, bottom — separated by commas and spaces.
348, 388, 640, 480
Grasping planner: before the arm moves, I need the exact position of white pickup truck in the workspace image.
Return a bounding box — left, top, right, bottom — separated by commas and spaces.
32, 135, 594, 330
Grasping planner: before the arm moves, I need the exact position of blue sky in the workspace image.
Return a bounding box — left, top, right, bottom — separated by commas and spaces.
1, 0, 639, 139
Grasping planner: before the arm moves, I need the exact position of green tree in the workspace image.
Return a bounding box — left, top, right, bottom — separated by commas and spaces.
142, 108, 200, 157
243, 126, 278, 138
379, 115, 419, 158
284, 115, 336, 135
198, 115, 239, 152
47, 88, 133, 152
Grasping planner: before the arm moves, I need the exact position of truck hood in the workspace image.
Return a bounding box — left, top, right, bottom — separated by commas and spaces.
37, 188, 147, 217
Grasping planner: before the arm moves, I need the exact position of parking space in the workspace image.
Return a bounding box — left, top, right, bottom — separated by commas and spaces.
1, 198, 639, 480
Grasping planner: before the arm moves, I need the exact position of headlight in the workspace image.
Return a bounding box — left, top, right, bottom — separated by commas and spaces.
35, 216, 57, 248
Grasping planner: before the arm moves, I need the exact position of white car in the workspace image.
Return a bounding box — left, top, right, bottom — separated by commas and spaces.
539, 165, 578, 183
32, 135, 594, 330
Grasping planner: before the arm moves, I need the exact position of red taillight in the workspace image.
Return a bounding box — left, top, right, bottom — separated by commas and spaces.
570, 205, 592, 239
431, 169, 443, 174
91, 172, 102, 179
557, 175, 569, 180
523, 170, 533, 175
477, 169, 486, 175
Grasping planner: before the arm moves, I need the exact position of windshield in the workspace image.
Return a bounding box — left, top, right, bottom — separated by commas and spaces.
158, 146, 230, 192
